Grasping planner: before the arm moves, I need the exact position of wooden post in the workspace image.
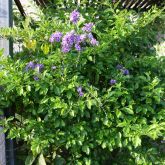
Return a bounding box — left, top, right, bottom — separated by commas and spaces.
0, 0, 12, 164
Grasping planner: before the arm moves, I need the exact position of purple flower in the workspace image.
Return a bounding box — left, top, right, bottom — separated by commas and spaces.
90, 38, 99, 46
87, 33, 99, 46
87, 33, 94, 40
33, 76, 39, 81
82, 23, 94, 33
51, 66, 56, 70
79, 34, 86, 42
75, 44, 81, 51
79, 92, 84, 97
74, 34, 86, 45
26, 61, 36, 70
35, 64, 44, 72
61, 45, 71, 53
49, 32, 63, 43
77, 86, 84, 97
25, 62, 45, 73
50, 32, 63, 43
110, 79, 117, 85
70, 10, 80, 24
74, 35, 81, 43
62, 31, 75, 46
49, 36, 54, 43
116, 64, 123, 70
77, 86, 82, 93
122, 69, 129, 75
61, 31, 75, 53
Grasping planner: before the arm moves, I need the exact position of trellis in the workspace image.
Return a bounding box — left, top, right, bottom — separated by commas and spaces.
14, 0, 164, 18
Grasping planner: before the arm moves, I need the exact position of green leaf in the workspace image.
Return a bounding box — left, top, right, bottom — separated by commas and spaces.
66, 91, 72, 99
116, 109, 122, 118
87, 56, 93, 61
38, 154, 46, 165
134, 136, 141, 148
69, 110, 75, 117
18, 87, 24, 96
52, 151, 56, 160
26, 85, 31, 92
101, 142, 106, 149
54, 156, 65, 165
87, 100, 92, 110
123, 107, 134, 115
82, 145, 90, 155
25, 154, 36, 165
84, 158, 91, 165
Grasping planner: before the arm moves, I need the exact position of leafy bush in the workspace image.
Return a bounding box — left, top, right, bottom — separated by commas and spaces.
0, 4, 165, 165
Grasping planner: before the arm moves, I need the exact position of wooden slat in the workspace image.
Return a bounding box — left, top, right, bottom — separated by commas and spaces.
133, 0, 142, 9
140, 0, 154, 9
124, 0, 132, 7
128, 0, 139, 9
137, 0, 148, 8
145, 0, 162, 10
123, 0, 131, 8
34, 0, 47, 7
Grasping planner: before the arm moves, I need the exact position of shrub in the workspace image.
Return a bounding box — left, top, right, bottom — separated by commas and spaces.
0, 5, 165, 165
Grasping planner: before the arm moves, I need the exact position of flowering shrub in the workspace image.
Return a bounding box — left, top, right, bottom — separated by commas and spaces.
0, 6, 165, 165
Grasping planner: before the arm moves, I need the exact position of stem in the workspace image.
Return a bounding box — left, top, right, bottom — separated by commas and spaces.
61, 53, 65, 80
51, 43, 53, 54
76, 51, 81, 68
91, 92, 107, 118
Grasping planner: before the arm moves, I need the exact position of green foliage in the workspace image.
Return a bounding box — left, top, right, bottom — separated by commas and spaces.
0, 4, 165, 165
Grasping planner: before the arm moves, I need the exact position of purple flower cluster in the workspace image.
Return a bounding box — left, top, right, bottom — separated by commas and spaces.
116, 64, 123, 70
70, 10, 80, 24
74, 34, 86, 51
116, 64, 130, 76
26, 62, 44, 81
60, 32, 98, 52
75, 44, 81, 51
109, 65, 130, 86
90, 38, 99, 46
77, 86, 84, 97
86, 33, 99, 46
26, 61, 36, 70
26, 61, 44, 72
122, 69, 129, 75
61, 30, 75, 53
79, 34, 86, 42
110, 79, 116, 85
49, 10, 99, 52
61, 30, 99, 53
49, 32, 63, 43
33, 76, 39, 81
82, 23, 94, 33
35, 63, 44, 73
87, 33, 93, 40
